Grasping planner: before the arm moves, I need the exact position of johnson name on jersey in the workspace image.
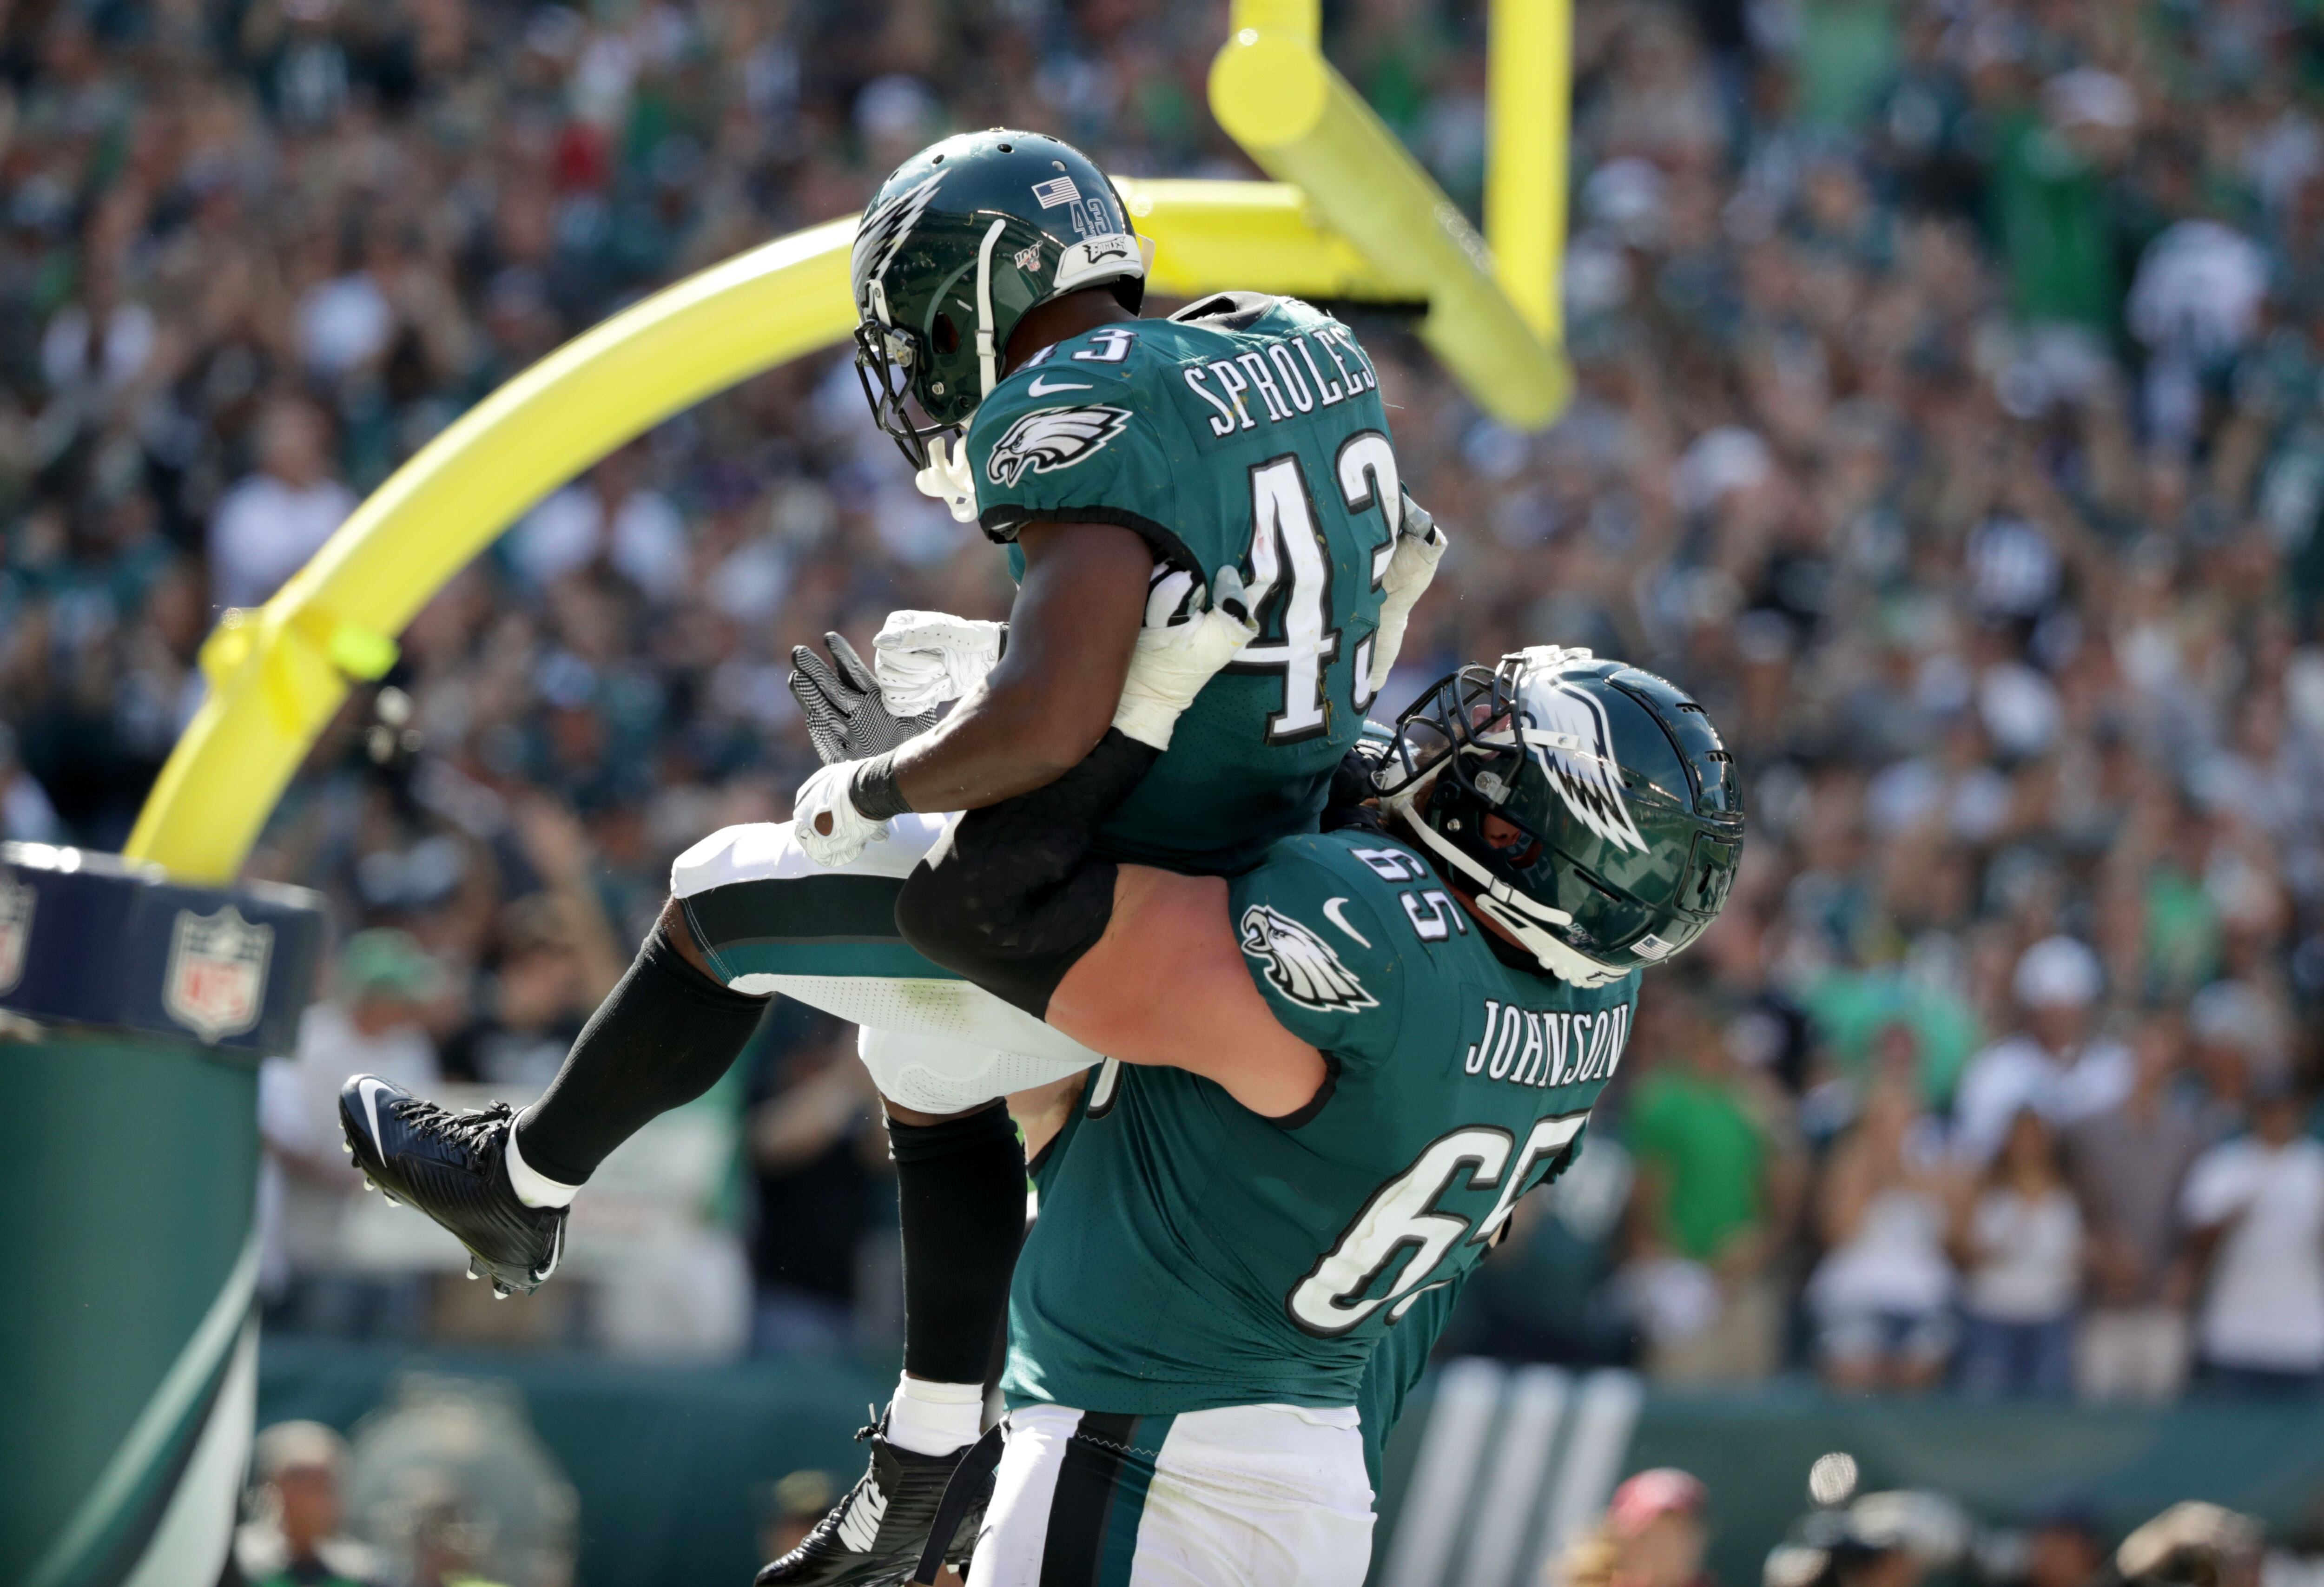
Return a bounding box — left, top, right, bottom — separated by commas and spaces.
966, 294, 1400, 874
1003, 829, 1640, 1417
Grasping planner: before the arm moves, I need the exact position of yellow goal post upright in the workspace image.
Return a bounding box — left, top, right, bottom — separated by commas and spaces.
122, 0, 1572, 881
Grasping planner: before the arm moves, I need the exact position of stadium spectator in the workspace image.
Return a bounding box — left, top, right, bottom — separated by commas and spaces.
1446, 1128, 1639, 1366
1806, 1056, 1959, 1392
2182, 980, 2287, 1142
2113, 1503, 2265, 1587
2064, 1021, 2204, 1402
1952, 1109, 2083, 1398
258, 928, 443, 1334
438, 894, 602, 1090
1953, 939, 2131, 1166
508, 448, 691, 606
2015, 1504, 2110, 1587
1621, 985, 1805, 1383
438, 803, 625, 1091
757, 1470, 837, 1567
746, 1011, 886, 1357
2180, 1076, 2324, 1393
1553, 1468, 1712, 1587
207, 396, 358, 613
233, 1420, 383, 1587
0, 723, 63, 843
5, 0, 2324, 1376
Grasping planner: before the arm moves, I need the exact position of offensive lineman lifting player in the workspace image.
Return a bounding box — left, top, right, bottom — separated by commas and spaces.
344, 124, 1446, 1582
338, 125, 1746, 1584
890, 635, 1741, 1583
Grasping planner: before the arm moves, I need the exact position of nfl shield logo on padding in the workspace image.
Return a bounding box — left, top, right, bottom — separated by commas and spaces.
0, 875, 31, 994
164, 906, 273, 1043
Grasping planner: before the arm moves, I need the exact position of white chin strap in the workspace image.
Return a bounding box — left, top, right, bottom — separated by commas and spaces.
903, 217, 1008, 525
915, 436, 977, 522
974, 216, 1007, 400
1384, 790, 1629, 988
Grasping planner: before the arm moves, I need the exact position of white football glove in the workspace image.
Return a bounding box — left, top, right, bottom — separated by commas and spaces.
1112, 566, 1261, 751
872, 610, 1008, 718
792, 758, 888, 867
1369, 489, 1450, 694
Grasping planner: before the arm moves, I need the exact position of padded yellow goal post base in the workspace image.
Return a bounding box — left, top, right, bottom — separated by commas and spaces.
125, 2, 1570, 882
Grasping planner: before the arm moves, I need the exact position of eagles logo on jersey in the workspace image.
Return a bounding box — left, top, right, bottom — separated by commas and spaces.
1239, 904, 1378, 1012
984, 405, 1131, 486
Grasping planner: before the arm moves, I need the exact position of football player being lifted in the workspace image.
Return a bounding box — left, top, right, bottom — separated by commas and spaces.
891, 637, 1744, 1585
342, 126, 1446, 1581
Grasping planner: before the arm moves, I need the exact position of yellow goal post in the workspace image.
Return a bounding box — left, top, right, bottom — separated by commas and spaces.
124, 0, 1571, 881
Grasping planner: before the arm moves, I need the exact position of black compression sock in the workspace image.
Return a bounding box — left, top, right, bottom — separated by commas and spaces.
513, 924, 769, 1186
889, 1100, 1027, 1383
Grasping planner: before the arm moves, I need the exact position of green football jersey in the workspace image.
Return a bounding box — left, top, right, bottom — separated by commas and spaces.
1028, 1105, 1479, 1492
968, 293, 1401, 874
1356, 1268, 1463, 1492
1002, 830, 1640, 1416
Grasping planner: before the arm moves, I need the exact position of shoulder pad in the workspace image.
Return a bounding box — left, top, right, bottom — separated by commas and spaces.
1167, 291, 1283, 332
1276, 831, 1441, 902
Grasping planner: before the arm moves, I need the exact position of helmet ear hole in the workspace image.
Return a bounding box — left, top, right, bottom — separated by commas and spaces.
931, 312, 961, 355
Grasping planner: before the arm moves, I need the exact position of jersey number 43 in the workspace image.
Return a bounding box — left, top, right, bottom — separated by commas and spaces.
1233, 432, 1399, 744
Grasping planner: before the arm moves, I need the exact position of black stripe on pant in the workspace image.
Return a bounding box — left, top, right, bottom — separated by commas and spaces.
1038, 1412, 1143, 1587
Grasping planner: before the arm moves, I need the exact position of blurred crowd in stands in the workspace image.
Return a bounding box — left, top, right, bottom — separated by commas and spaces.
6, 0, 2324, 1394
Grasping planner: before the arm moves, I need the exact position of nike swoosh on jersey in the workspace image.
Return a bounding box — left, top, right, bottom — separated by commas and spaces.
1025, 376, 1093, 396
1322, 897, 1372, 948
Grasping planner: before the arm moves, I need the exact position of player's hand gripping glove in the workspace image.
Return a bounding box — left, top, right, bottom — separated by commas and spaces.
1110, 566, 1260, 751
792, 757, 888, 866
789, 631, 918, 866
872, 610, 1008, 718
789, 632, 938, 766
1368, 488, 1451, 694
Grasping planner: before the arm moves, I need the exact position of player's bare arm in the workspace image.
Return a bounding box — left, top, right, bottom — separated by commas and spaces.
875, 517, 1151, 814
904, 645, 1744, 1120
795, 283, 1157, 860
1049, 865, 1327, 1118
1043, 816, 1564, 1117
1044, 812, 1573, 1117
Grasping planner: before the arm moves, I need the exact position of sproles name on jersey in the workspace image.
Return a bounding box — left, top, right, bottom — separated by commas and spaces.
968, 295, 1400, 875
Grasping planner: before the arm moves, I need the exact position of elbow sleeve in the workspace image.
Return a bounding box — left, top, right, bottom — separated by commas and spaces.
896, 729, 1157, 1017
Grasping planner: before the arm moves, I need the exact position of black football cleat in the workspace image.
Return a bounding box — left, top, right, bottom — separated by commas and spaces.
337, 1075, 564, 1297
755, 1418, 988, 1587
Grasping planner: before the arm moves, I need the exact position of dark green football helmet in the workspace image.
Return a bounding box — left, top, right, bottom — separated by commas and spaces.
851, 128, 1147, 474
1379, 647, 1744, 985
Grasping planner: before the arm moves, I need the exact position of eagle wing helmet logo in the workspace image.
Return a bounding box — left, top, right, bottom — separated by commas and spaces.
1520, 669, 1651, 855
1239, 905, 1379, 1013
984, 405, 1132, 487
851, 171, 945, 316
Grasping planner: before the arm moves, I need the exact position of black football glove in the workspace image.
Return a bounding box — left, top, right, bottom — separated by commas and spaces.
788, 632, 940, 766
1320, 737, 1391, 834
